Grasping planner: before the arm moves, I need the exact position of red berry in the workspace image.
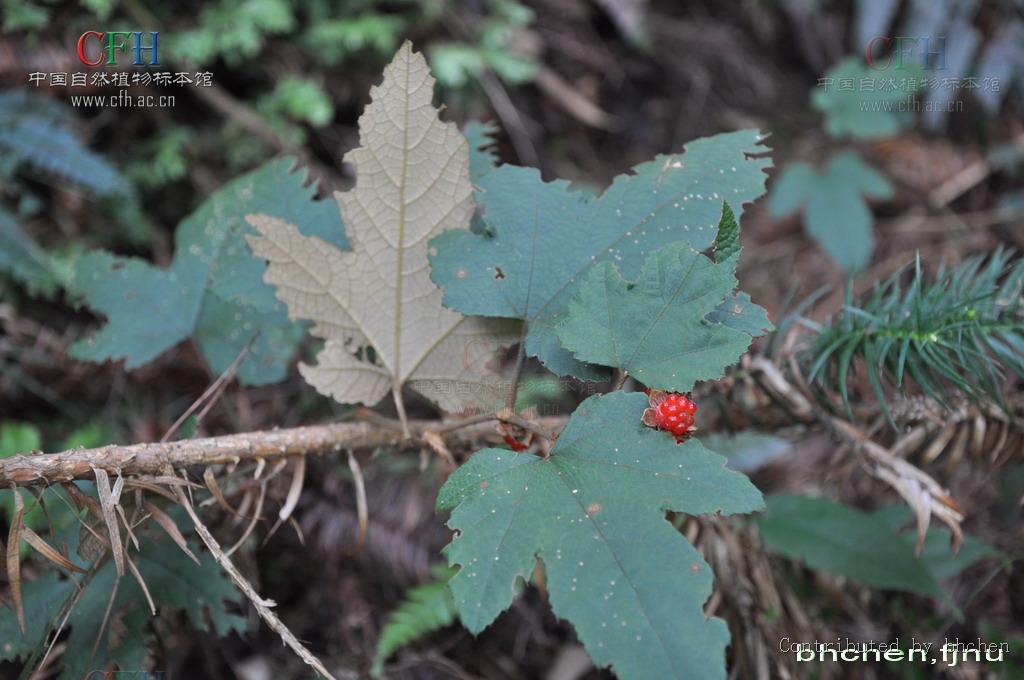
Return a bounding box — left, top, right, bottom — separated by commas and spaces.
501, 433, 529, 451
642, 390, 698, 441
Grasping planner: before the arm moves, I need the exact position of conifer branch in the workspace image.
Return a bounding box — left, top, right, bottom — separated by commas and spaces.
804, 249, 1024, 419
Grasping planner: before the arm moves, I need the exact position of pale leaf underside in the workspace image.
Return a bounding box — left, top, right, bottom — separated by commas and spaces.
248, 43, 517, 413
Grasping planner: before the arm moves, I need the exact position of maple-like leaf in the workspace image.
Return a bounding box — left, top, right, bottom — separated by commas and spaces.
248, 43, 517, 421
437, 391, 764, 680
70, 156, 345, 385
769, 151, 892, 273
429, 130, 771, 379
556, 241, 767, 391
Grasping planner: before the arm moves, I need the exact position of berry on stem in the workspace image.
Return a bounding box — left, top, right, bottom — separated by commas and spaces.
641, 390, 698, 441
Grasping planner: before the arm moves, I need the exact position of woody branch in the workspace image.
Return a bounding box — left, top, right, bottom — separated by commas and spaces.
0, 415, 570, 487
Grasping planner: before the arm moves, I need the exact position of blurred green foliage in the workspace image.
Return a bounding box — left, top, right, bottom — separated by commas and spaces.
168, 0, 297, 65
812, 58, 923, 140
773, 56, 908, 274
125, 128, 190, 189
69, 156, 345, 385
770, 151, 893, 274
0, 91, 149, 299
0, 0, 537, 302
0, 527, 246, 678
0, 422, 106, 554
2, 0, 49, 31
303, 10, 404, 64
429, 0, 536, 88
756, 495, 1003, 606
258, 75, 335, 145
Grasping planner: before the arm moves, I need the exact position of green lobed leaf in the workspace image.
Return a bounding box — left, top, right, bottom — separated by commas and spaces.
131, 534, 246, 636
464, 120, 501, 236
59, 563, 152, 680
70, 156, 346, 385
707, 291, 773, 336
756, 495, 1000, 601
247, 44, 518, 414
769, 151, 892, 273
437, 392, 764, 680
556, 243, 766, 391
812, 57, 923, 140
430, 130, 771, 379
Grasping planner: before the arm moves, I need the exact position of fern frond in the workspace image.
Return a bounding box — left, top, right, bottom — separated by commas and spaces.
0, 90, 75, 125
0, 121, 128, 197
0, 91, 128, 197
0, 208, 57, 297
807, 249, 1024, 420
371, 565, 458, 676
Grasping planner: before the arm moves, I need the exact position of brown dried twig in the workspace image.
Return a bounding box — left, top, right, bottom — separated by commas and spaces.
745, 356, 965, 548
0, 415, 567, 488
171, 476, 351, 680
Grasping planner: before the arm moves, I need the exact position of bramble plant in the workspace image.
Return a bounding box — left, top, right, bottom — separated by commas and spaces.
2, 36, 1016, 680
242, 42, 770, 678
